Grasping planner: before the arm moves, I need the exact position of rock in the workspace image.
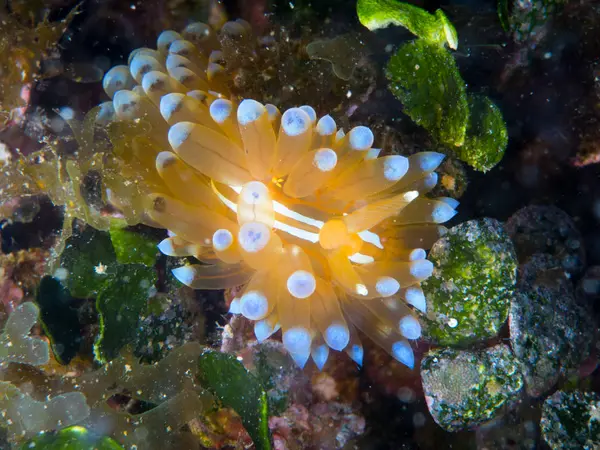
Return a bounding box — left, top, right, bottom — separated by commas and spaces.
475, 405, 540, 450
509, 255, 595, 398
505, 205, 585, 276
421, 344, 524, 432
578, 266, 600, 306
541, 390, 600, 449
422, 218, 517, 346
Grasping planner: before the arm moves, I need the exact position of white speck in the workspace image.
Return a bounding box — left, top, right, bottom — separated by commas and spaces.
53, 267, 69, 281
346, 90, 352, 98
94, 263, 108, 275
448, 318, 458, 328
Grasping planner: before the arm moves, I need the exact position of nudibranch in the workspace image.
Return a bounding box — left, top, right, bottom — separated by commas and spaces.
99, 19, 457, 369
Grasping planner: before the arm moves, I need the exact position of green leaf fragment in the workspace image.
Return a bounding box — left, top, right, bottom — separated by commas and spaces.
19, 425, 124, 450
357, 0, 458, 49
460, 95, 508, 172
386, 39, 468, 147
94, 264, 157, 363
109, 225, 158, 266
59, 226, 117, 298
198, 349, 272, 450
35, 276, 81, 364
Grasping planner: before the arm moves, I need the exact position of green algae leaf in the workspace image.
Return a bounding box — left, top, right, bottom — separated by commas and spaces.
59, 226, 117, 298
19, 425, 124, 450
94, 264, 157, 363
357, 0, 458, 49
198, 350, 271, 450
497, 0, 510, 32
35, 276, 81, 364
386, 39, 468, 147
460, 95, 508, 172
109, 225, 158, 266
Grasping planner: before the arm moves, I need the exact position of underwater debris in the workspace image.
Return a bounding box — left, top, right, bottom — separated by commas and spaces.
421, 218, 517, 346
421, 344, 524, 432
0, 301, 49, 366
91, 19, 457, 370
540, 390, 600, 449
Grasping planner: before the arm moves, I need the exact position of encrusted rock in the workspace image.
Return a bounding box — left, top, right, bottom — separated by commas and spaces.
578, 266, 600, 306
475, 406, 539, 450
541, 390, 600, 449
506, 205, 585, 276
509, 255, 595, 397
422, 218, 517, 346
421, 344, 523, 432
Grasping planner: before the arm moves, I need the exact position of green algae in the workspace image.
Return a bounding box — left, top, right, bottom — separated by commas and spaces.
94, 263, 157, 363
35, 276, 81, 364
59, 226, 117, 299
109, 226, 158, 266
19, 426, 124, 450
421, 218, 517, 346
421, 345, 524, 432
359, 0, 508, 171
357, 0, 457, 49
198, 349, 272, 450
462, 95, 509, 172
386, 39, 468, 148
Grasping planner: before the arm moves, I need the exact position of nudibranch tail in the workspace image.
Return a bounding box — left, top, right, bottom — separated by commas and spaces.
98, 19, 458, 370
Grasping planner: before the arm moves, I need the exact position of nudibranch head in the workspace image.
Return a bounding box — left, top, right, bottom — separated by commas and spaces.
100, 20, 457, 369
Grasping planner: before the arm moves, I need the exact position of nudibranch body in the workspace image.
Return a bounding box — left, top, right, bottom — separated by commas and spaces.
99, 19, 457, 369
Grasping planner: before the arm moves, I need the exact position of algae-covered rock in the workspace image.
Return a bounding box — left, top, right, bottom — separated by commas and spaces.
422, 218, 517, 346
541, 390, 600, 449
510, 255, 595, 397
421, 345, 523, 432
